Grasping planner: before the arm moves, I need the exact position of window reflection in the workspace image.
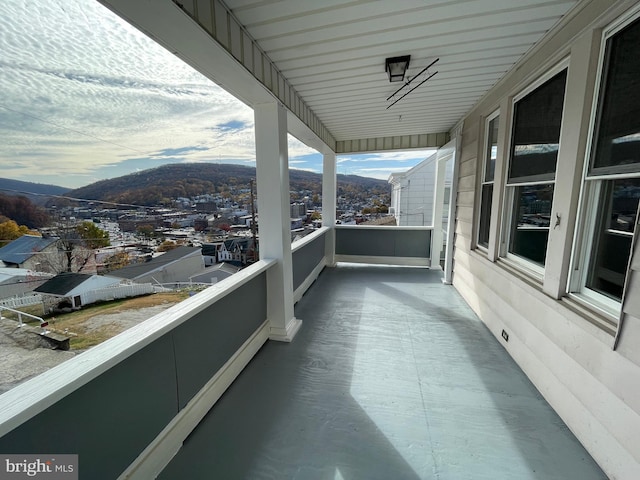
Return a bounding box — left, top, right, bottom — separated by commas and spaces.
587, 178, 640, 299
591, 17, 640, 172
509, 184, 554, 266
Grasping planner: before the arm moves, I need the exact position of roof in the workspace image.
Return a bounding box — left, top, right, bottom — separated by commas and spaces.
0, 268, 52, 285
109, 246, 201, 280
0, 235, 58, 265
201, 243, 220, 257
389, 152, 439, 183
189, 262, 241, 282
34, 272, 93, 296
211, 262, 241, 275
223, 237, 252, 251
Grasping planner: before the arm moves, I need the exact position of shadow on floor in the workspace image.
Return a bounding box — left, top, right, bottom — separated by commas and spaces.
159, 264, 605, 480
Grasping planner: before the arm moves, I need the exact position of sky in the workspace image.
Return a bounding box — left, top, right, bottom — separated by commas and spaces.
0, 0, 434, 190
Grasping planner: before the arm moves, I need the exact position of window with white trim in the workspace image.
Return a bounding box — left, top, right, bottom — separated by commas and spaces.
571, 13, 640, 313
502, 68, 568, 271
477, 112, 499, 249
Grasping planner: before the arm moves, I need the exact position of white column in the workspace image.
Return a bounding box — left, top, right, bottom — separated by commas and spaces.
254, 102, 301, 342
431, 153, 447, 269
322, 151, 337, 266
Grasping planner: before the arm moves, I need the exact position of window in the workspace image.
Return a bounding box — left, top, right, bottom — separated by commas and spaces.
502, 68, 568, 270
571, 14, 640, 313
478, 112, 499, 248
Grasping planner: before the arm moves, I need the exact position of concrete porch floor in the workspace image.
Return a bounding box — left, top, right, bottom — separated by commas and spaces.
159, 264, 605, 479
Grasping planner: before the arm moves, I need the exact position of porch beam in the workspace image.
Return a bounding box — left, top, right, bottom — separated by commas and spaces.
335, 133, 450, 154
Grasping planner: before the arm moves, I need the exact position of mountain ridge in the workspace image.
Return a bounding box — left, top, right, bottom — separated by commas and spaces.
64, 163, 390, 206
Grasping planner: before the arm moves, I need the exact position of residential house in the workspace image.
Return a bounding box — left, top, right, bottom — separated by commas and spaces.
216, 237, 254, 266
109, 246, 204, 285
389, 152, 453, 227
0, 235, 59, 272
34, 272, 121, 309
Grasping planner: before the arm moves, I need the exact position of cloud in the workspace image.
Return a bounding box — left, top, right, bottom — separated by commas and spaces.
337, 150, 436, 164
0, 0, 255, 188
335, 150, 437, 180
0, 0, 438, 190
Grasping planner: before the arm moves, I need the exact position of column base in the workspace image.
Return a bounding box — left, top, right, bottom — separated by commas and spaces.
269, 317, 302, 342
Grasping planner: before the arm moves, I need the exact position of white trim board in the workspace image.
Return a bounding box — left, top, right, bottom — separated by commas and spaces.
119, 320, 271, 479
334, 255, 431, 267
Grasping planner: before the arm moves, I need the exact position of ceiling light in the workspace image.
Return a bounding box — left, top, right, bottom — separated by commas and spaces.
385, 55, 410, 83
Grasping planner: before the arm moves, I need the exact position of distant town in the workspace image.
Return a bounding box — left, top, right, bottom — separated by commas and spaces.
0, 164, 394, 319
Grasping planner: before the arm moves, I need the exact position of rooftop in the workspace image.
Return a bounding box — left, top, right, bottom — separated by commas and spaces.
34, 272, 93, 296
109, 245, 201, 280
0, 235, 57, 265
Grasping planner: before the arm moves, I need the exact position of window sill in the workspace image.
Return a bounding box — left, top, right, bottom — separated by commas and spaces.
496, 256, 544, 290
563, 294, 618, 337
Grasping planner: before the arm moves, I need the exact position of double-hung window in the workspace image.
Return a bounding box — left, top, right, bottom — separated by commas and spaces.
502, 68, 568, 273
478, 112, 499, 249
571, 14, 640, 314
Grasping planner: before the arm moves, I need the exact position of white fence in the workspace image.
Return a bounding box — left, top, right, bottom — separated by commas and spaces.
80, 283, 156, 306
0, 294, 43, 309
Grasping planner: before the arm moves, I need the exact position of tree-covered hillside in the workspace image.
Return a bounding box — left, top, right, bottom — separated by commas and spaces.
65, 163, 390, 206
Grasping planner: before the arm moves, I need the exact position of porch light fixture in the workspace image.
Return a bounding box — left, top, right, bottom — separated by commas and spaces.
385, 55, 411, 83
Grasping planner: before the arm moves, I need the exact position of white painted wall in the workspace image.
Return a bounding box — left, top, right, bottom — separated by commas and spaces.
389, 154, 437, 226
452, 2, 640, 478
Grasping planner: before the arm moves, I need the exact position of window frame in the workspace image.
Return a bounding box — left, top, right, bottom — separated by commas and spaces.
476, 109, 500, 251
500, 60, 570, 277
569, 8, 640, 320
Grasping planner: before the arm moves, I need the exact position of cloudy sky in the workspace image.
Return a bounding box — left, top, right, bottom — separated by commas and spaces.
0, 0, 433, 189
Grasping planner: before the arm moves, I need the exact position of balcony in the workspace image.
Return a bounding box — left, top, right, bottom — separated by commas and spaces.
159, 262, 604, 479
0, 228, 604, 478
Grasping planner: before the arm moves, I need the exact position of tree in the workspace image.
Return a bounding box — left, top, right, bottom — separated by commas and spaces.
157, 240, 178, 252
42, 220, 110, 273
77, 221, 110, 249
0, 220, 39, 247
0, 194, 49, 228
136, 224, 155, 240
102, 251, 130, 273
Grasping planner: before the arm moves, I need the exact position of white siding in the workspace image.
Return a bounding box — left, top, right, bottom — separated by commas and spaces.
451, 2, 640, 478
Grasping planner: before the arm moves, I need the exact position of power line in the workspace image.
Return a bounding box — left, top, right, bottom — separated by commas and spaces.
0, 187, 151, 209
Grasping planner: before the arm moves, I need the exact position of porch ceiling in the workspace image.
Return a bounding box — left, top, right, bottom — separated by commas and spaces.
99, 0, 581, 151
224, 0, 579, 141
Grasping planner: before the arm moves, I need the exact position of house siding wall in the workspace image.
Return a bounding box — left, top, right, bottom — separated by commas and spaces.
402, 160, 436, 227
135, 253, 205, 285
451, 1, 640, 478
